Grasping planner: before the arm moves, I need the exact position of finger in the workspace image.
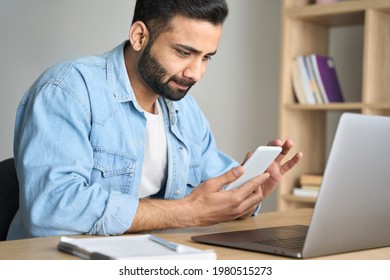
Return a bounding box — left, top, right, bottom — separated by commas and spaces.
279, 152, 303, 175
206, 166, 245, 191
236, 188, 264, 219
272, 139, 294, 164
267, 139, 283, 147
238, 203, 259, 220
232, 172, 270, 198
241, 151, 253, 165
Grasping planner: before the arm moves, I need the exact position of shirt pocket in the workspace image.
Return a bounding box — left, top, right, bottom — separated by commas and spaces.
91, 148, 136, 194
185, 163, 201, 195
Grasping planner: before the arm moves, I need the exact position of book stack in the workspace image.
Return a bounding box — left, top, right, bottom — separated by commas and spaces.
293, 174, 323, 199
292, 54, 344, 104
315, 0, 337, 4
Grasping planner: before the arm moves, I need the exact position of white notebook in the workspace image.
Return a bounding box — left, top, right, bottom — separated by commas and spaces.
58, 235, 216, 260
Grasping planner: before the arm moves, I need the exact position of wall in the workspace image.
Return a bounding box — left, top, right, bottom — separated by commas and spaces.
0, 0, 282, 211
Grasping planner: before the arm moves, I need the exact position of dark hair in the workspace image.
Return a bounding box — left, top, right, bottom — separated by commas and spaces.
132, 0, 229, 41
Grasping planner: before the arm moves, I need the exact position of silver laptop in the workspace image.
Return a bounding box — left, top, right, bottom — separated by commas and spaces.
192, 113, 390, 258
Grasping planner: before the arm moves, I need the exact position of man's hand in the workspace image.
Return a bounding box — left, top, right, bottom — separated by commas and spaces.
261, 139, 302, 198
128, 140, 301, 233
235, 139, 302, 220
185, 167, 270, 225
127, 166, 270, 232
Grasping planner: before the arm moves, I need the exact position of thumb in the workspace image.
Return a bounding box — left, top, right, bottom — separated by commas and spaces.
207, 166, 244, 191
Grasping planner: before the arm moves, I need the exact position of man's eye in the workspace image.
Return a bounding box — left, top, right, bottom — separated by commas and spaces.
204, 56, 212, 61
177, 50, 190, 57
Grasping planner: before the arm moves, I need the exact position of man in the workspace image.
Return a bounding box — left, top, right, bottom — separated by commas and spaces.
7, 0, 302, 240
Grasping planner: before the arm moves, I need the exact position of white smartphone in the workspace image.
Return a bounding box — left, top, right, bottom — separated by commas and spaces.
224, 146, 282, 191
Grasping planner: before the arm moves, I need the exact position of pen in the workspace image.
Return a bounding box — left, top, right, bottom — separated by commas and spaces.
57, 241, 113, 260
148, 235, 187, 253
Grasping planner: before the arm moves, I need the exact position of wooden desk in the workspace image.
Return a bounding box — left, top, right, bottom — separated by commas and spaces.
0, 208, 389, 260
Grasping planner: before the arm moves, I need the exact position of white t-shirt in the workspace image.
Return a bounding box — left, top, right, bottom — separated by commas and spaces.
138, 101, 168, 198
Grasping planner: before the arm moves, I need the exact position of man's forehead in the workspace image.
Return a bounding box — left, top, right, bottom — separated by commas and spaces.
161, 15, 222, 52
169, 14, 222, 30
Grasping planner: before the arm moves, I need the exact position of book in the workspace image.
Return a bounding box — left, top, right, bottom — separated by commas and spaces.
305, 56, 325, 103
309, 54, 329, 103
299, 174, 323, 186
293, 187, 319, 198
58, 235, 216, 260
295, 56, 316, 104
291, 58, 308, 104
301, 185, 321, 191
315, 0, 337, 4
293, 174, 323, 199
309, 54, 344, 103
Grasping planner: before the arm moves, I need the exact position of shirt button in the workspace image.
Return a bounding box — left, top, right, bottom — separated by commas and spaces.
175, 190, 180, 195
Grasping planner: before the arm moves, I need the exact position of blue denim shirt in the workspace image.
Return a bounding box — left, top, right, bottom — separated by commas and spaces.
7, 41, 238, 240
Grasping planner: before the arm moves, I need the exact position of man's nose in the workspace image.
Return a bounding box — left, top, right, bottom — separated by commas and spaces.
183, 59, 205, 82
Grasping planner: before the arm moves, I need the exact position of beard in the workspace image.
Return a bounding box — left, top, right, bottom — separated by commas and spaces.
138, 42, 196, 101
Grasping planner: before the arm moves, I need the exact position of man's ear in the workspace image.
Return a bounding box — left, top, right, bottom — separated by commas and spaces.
129, 21, 150, 52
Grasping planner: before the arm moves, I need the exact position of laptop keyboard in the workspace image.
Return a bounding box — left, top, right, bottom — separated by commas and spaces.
252, 236, 305, 249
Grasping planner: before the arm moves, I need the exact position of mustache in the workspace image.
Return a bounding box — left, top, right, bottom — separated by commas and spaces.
169, 76, 196, 88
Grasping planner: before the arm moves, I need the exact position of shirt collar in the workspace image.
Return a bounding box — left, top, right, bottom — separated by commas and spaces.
106, 40, 135, 103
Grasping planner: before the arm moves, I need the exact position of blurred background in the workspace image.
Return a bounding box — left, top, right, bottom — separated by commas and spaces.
0, 0, 362, 211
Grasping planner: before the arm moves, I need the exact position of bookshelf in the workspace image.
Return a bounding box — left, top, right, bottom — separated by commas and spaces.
278, 0, 390, 210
